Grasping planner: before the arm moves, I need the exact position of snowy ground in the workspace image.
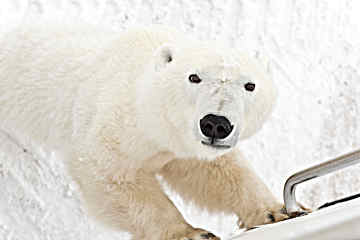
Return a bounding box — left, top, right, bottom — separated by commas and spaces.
1, 0, 360, 239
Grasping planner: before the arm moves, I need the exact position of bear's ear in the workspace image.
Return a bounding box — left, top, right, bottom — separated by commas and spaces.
154, 44, 175, 71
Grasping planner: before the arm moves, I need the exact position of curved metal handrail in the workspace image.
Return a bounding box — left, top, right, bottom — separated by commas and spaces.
284, 149, 360, 215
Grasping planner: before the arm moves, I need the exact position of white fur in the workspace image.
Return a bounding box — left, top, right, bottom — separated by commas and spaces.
0, 23, 283, 239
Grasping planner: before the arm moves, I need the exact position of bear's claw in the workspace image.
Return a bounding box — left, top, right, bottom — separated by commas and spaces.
180, 229, 220, 240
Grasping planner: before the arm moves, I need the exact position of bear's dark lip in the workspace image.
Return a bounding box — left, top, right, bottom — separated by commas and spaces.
201, 141, 231, 149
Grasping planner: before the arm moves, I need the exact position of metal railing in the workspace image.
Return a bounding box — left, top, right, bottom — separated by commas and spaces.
284, 149, 360, 215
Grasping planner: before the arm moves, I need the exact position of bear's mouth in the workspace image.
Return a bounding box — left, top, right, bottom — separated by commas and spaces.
201, 140, 231, 149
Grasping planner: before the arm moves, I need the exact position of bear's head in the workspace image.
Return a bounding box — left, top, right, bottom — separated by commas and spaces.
136, 41, 276, 160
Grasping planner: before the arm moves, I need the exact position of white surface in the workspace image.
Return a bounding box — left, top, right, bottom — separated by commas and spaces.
1, 1, 360, 239
231, 198, 360, 240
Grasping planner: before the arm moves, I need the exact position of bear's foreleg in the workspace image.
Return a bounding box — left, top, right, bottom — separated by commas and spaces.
71, 154, 220, 240
160, 149, 288, 229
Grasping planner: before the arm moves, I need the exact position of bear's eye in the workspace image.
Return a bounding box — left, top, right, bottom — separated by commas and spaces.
189, 74, 202, 84
244, 82, 256, 92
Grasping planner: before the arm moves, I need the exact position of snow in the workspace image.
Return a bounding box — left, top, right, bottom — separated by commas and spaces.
1, 0, 360, 239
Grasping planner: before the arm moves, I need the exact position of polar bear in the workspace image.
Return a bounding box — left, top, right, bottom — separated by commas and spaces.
0, 23, 287, 239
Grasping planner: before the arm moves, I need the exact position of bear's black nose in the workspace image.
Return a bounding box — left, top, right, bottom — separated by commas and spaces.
200, 114, 234, 141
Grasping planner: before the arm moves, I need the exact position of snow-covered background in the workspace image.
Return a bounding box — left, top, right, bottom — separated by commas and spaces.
1, 0, 360, 239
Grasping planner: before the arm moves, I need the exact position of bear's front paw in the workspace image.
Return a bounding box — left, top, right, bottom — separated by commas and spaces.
178, 229, 220, 240
164, 225, 220, 240
238, 204, 289, 229
239, 203, 312, 229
